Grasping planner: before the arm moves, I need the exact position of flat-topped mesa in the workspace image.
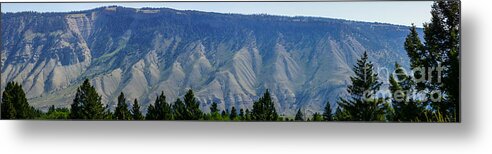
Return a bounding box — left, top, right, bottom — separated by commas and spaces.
1, 6, 418, 115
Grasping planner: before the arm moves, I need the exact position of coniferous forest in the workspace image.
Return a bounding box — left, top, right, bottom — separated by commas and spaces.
0, 1, 460, 122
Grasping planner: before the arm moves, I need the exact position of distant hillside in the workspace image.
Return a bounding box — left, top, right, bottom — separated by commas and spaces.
1, 6, 419, 115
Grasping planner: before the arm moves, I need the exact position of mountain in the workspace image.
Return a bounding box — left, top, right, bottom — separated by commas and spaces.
1, 6, 417, 115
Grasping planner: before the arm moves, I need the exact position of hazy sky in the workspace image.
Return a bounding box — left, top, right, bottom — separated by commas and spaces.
1, 2, 433, 27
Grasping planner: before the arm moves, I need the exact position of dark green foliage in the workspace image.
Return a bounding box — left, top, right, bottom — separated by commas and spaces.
114, 92, 131, 120
252, 89, 279, 121
295, 109, 304, 121
239, 108, 245, 120
43, 111, 70, 120
145, 92, 167, 120
156, 92, 173, 120
145, 104, 157, 120
172, 98, 186, 120
146, 92, 173, 120
333, 107, 350, 121
131, 99, 144, 120
69, 79, 107, 120
230, 106, 237, 120
1, 82, 39, 119
337, 52, 386, 121
404, 1, 460, 122
208, 102, 222, 120
1, 84, 17, 119
337, 96, 387, 121
103, 104, 114, 120
312, 112, 323, 121
221, 110, 227, 118
201, 113, 211, 120
210, 102, 219, 113
183, 89, 203, 120
322, 101, 333, 121
244, 109, 252, 121
389, 63, 427, 122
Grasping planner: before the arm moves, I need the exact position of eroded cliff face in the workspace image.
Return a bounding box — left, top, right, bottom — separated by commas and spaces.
1, 6, 413, 115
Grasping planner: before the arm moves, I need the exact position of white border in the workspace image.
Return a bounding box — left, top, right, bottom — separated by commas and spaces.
1, 0, 490, 154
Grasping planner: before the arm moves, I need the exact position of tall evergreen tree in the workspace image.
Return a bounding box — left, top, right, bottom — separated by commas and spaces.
295, 109, 304, 121
131, 99, 144, 120
70, 79, 106, 120
145, 104, 157, 120
1, 99, 16, 119
172, 98, 186, 120
252, 89, 279, 121
210, 102, 219, 113
404, 1, 460, 122
1, 82, 37, 119
183, 89, 202, 120
208, 102, 221, 120
1, 82, 17, 119
337, 52, 386, 121
221, 110, 227, 118
322, 101, 333, 121
155, 92, 173, 120
239, 108, 245, 121
230, 106, 237, 120
114, 92, 131, 120
389, 63, 427, 122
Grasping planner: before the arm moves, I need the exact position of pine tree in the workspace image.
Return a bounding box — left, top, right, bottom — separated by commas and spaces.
230, 106, 237, 120
114, 92, 131, 120
1, 82, 17, 119
131, 99, 144, 120
404, 1, 460, 122
208, 102, 221, 120
183, 89, 203, 120
252, 89, 279, 121
239, 108, 245, 121
154, 92, 173, 120
295, 109, 304, 121
337, 52, 386, 121
1, 82, 37, 119
221, 110, 227, 119
145, 104, 157, 120
210, 102, 219, 113
1, 96, 16, 119
69, 79, 106, 120
322, 101, 333, 121
389, 63, 427, 122
171, 98, 185, 120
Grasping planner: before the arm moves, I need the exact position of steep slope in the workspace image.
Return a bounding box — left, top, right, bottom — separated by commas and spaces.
1, 6, 416, 115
